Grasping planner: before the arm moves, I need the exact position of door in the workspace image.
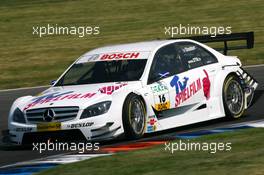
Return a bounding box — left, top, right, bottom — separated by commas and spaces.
171, 41, 219, 108
148, 41, 219, 120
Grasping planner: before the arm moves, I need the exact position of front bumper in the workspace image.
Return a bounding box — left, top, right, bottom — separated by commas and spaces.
8, 113, 122, 145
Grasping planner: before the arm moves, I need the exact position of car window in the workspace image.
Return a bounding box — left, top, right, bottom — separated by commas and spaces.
148, 44, 185, 84
175, 42, 218, 70
56, 59, 147, 86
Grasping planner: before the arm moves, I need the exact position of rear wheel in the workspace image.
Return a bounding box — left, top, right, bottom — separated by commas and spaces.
223, 75, 245, 119
122, 94, 146, 139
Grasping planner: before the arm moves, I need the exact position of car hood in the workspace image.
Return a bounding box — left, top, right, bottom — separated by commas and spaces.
20, 81, 142, 111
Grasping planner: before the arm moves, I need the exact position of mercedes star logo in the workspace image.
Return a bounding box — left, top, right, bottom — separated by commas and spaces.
43, 109, 55, 122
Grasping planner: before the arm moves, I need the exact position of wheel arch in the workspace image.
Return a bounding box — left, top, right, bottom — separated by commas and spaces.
122, 92, 147, 113
121, 92, 147, 139
213, 71, 241, 97
209, 68, 242, 117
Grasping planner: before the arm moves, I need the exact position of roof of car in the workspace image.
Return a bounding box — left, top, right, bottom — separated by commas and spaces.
86, 40, 189, 54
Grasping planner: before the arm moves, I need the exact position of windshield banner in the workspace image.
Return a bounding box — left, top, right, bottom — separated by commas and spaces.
76, 51, 151, 63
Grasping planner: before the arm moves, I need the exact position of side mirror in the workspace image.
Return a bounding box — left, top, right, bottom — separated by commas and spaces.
50, 80, 56, 86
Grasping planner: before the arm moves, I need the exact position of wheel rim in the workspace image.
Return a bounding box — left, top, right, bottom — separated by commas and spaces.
225, 80, 244, 115
129, 98, 145, 135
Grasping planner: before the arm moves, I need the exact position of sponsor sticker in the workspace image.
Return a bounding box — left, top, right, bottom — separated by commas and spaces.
153, 93, 170, 111
202, 69, 211, 100
76, 54, 100, 63
169, 69, 210, 107
76, 51, 150, 63
182, 46, 196, 52
67, 122, 94, 129
24, 91, 96, 111
99, 83, 127, 95
151, 83, 170, 111
100, 52, 140, 60
151, 84, 168, 94
170, 75, 201, 107
37, 122, 61, 132
187, 57, 201, 64
154, 101, 170, 111
146, 115, 158, 133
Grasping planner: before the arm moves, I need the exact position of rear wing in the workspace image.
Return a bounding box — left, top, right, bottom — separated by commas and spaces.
171, 32, 254, 55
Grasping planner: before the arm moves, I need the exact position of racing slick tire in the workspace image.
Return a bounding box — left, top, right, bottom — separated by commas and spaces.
122, 94, 146, 139
223, 75, 245, 119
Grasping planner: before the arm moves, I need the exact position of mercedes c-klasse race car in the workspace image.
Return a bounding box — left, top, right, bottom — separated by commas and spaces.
8, 32, 258, 145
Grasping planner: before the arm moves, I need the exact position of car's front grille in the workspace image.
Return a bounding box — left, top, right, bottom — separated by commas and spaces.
26, 107, 79, 123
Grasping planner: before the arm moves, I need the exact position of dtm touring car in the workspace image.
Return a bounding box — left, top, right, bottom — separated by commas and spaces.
7, 32, 258, 144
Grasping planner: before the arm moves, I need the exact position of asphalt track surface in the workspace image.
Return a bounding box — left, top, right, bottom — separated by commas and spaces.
0, 66, 263, 167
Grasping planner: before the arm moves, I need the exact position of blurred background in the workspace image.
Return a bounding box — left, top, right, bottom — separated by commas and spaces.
0, 0, 263, 89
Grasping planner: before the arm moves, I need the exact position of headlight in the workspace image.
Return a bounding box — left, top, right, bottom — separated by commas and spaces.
80, 101, 111, 119
13, 108, 26, 123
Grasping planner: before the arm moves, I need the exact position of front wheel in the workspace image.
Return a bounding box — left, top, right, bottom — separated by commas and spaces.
223, 75, 245, 119
122, 94, 146, 139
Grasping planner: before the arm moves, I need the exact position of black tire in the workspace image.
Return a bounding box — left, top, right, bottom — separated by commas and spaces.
122, 94, 146, 139
223, 75, 245, 119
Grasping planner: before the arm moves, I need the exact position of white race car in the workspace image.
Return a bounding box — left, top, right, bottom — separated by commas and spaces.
8, 33, 258, 144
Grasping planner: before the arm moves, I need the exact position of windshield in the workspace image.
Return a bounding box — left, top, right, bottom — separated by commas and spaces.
55, 59, 147, 86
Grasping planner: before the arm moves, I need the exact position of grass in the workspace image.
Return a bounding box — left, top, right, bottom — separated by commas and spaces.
38, 128, 264, 175
0, 0, 263, 89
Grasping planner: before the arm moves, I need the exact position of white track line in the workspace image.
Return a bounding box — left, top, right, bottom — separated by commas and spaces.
0, 64, 263, 93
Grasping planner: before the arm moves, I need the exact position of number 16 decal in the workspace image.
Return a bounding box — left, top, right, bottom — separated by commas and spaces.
159, 94, 166, 103
155, 93, 170, 111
